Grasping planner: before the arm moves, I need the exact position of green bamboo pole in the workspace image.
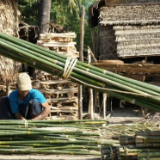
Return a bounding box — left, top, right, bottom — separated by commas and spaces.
0, 148, 101, 155
136, 143, 160, 147
1, 33, 160, 95
0, 130, 100, 137
1, 43, 160, 111
2, 38, 160, 98
0, 39, 149, 96
138, 152, 160, 157
140, 158, 160, 160
136, 131, 160, 136
119, 148, 160, 153
0, 45, 104, 88
0, 48, 155, 112
136, 136, 160, 143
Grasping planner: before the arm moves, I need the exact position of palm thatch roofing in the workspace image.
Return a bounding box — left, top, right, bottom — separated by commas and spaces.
0, 0, 20, 83
114, 25, 160, 58
88, 0, 160, 28
100, 4, 160, 25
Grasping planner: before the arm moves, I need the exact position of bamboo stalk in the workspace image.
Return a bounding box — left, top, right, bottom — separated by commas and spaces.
1, 33, 160, 95
1, 34, 160, 112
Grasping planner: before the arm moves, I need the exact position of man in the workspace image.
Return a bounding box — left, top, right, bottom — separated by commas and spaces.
0, 73, 50, 120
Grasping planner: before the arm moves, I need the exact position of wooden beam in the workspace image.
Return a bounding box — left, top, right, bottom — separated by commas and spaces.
78, 6, 85, 120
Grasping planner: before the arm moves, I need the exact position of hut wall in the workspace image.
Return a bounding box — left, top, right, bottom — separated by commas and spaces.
0, 0, 19, 36
114, 25, 160, 58
0, 0, 20, 83
105, 0, 160, 5
98, 4, 160, 59
98, 25, 118, 60
100, 5, 160, 25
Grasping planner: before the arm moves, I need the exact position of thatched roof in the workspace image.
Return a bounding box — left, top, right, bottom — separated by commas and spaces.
114, 25, 160, 58
100, 5, 160, 25
88, 0, 160, 28
0, 0, 20, 83
88, 0, 105, 28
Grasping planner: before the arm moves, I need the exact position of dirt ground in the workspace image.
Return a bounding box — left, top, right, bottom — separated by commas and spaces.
0, 106, 159, 160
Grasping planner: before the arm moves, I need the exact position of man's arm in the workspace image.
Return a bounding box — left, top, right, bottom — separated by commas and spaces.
31, 102, 50, 120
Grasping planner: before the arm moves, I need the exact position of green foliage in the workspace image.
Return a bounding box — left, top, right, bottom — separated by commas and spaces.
18, 0, 96, 49
50, 0, 96, 49
18, 0, 38, 25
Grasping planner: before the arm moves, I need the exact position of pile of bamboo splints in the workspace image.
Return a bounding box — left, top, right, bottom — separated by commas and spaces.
0, 120, 158, 160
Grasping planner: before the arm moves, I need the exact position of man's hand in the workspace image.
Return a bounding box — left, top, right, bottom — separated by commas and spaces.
15, 112, 26, 120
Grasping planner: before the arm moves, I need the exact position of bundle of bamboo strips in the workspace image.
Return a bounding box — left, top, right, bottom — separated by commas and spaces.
116, 130, 160, 160
0, 120, 159, 158
1, 33, 160, 111
0, 119, 120, 156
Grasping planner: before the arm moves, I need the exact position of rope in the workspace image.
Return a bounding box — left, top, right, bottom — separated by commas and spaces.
63, 57, 77, 79
24, 120, 28, 128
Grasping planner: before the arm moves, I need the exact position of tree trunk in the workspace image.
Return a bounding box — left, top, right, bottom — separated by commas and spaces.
38, 0, 51, 34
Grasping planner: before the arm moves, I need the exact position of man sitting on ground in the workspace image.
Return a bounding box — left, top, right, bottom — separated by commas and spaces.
0, 73, 50, 120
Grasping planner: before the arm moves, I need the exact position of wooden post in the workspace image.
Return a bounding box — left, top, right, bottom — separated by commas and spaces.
79, 6, 85, 61
95, 91, 100, 112
6, 80, 10, 97
87, 48, 94, 119
142, 56, 148, 115
103, 93, 107, 119
78, 6, 85, 120
38, 0, 51, 34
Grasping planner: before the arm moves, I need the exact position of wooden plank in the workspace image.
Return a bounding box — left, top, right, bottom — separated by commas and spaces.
51, 110, 78, 113
40, 32, 76, 38
40, 88, 78, 94
46, 115, 78, 120
51, 106, 78, 110
47, 97, 78, 103
40, 80, 71, 85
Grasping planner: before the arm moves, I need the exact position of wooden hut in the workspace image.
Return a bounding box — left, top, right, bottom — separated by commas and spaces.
89, 0, 160, 61
0, 0, 20, 95
89, 0, 160, 115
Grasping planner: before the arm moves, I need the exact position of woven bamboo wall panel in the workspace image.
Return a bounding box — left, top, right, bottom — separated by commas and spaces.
99, 25, 118, 60
100, 5, 160, 25
105, 0, 159, 5
0, 0, 20, 82
113, 25, 160, 57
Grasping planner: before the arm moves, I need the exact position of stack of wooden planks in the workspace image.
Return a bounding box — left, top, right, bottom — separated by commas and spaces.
36, 32, 79, 120
36, 72, 79, 120
37, 32, 79, 58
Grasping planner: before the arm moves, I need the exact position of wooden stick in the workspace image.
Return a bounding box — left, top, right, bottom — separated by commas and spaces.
88, 48, 94, 120
78, 6, 85, 120
103, 93, 107, 119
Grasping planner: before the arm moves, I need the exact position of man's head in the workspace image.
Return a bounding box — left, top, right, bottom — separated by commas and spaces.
17, 73, 32, 94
